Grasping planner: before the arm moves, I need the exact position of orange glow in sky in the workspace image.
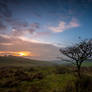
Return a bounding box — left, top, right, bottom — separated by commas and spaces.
17, 51, 32, 56
0, 51, 34, 57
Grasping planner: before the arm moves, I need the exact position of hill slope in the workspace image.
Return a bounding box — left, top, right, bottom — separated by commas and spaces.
0, 56, 56, 67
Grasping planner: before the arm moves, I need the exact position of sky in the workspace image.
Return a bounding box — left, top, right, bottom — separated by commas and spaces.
0, 0, 92, 60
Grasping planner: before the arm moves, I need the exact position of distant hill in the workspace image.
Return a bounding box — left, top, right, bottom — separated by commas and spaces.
53, 59, 92, 67
0, 56, 92, 67
82, 59, 92, 67
0, 56, 56, 67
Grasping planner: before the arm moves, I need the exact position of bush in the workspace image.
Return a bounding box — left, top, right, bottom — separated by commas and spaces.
55, 66, 71, 74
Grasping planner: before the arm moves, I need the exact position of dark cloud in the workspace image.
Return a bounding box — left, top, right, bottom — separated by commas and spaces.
0, 21, 7, 31
0, 0, 20, 18
30, 23, 40, 29
11, 22, 40, 36
0, 0, 10, 31
32, 12, 41, 18
0, 0, 90, 33
0, 0, 21, 32
27, 28, 35, 34
11, 28, 24, 36
11, 28, 35, 36
10, 20, 29, 28
0, 0, 11, 18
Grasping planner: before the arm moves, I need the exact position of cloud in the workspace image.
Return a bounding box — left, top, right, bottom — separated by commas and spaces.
0, 34, 14, 47
11, 28, 33, 36
0, 0, 21, 32
0, 34, 24, 45
0, 0, 20, 18
0, 34, 11, 43
0, 21, 7, 31
11, 28, 36, 36
0, 43, 13, 46
48, 18, 80, 33
18, 36, 51, 44
32, 31, 52, 38
0, 34, 60, 60
0, 0, 12, 18
11, 22, 40, 36
11, 20, 29, 28
30, 23, 40, 29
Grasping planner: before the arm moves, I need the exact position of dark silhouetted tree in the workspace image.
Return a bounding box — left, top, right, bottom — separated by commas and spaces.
59, 39, 92, 78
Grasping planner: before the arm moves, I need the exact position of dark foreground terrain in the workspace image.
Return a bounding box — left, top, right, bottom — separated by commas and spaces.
0, 56, 92, 92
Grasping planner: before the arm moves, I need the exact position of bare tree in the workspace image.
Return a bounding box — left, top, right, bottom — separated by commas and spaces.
59, 39, 92, 78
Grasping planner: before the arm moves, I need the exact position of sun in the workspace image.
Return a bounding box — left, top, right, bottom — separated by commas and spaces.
19, 52, 25, 56
17, 51, 31, 56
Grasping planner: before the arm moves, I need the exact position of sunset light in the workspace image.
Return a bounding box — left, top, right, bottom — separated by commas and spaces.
18, 52, 25, 56
0, 0, 92, 61
0, 51, 32, 57
0, 0, 92, 91
18, 51, 31, 56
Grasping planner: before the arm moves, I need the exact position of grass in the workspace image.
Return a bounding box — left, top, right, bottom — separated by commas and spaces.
0, 66, 75, 92
0, 56, 92, 92
0, 66, 92, 92
82, 62, 92, 67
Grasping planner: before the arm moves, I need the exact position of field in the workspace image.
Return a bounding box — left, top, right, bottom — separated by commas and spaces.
82, 62, 92, 67
0, 56, 92, 92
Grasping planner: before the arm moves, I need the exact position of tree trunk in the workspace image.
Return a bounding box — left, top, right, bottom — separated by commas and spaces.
77, 65, 81, 79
